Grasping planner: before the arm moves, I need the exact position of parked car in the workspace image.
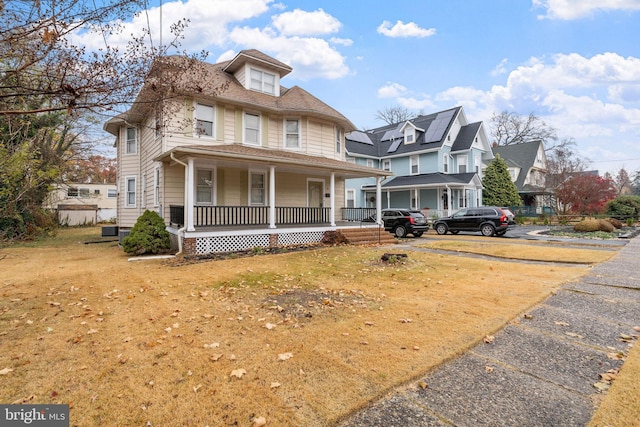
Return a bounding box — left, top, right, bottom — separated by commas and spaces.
364, 209, 430, 238
501, 208, 516, 225
433, 207, 512, 237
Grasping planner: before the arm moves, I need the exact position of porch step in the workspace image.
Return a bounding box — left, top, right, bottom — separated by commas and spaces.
338, 227, 396, 245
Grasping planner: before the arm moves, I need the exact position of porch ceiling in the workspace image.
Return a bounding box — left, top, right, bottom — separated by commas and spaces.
155, 144, 393, 179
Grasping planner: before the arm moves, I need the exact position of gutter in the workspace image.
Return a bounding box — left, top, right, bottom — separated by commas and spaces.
170, 152, 188, 256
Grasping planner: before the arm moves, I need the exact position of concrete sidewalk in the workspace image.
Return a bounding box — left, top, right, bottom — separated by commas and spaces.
341, 236, 640, 427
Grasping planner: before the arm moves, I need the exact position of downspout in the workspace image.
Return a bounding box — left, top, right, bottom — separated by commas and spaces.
170, 152, 188, 256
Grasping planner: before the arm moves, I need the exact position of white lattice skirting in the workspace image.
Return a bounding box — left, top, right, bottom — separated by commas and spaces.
183, 230, 326, 255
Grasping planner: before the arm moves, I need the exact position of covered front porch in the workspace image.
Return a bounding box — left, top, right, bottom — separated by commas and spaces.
362, 172, 483, 220
155, 144, 391, 255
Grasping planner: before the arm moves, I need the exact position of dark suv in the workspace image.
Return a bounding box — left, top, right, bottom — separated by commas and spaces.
433, 207, 512, 237
366, 209, 429, 238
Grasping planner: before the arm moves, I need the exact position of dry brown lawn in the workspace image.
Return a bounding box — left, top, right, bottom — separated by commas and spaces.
0, 227, 630, 426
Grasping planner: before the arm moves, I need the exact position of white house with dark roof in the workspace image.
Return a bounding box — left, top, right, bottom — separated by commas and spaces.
104, 49, 391, 256
345, 106, 493, 218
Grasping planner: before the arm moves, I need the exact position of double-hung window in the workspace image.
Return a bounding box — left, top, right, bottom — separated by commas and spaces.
285, 119, 300, 149
125, 177, 136, 207
250, 172, 266, 205
196, 169, 214, 204
154, 167, 160, 207
126, 127, 137, 154
410, 155, 419, 175
336, 128, 342, 154
249, 68, 275, 95
244, 112, 261, 146
195, 103, 214, 137
382, 159, 391, 171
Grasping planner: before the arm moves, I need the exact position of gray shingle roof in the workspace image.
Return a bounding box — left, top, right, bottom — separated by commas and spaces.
491, 140, 544, 190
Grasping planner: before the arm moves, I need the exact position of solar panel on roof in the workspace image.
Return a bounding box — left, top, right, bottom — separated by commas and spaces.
423, 109, 455, 143
347, 131, 373, 145
387, 138, 402, 153
381, 124, 403, 141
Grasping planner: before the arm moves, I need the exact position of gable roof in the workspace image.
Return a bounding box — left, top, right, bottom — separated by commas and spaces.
451, 121, 481, 152
104, 50, 354, 135
491, 140, 545, 190
345, 106, 468, 157
222, 49, 292, 77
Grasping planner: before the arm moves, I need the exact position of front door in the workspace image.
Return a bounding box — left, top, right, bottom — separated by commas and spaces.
308, 181, 323, 207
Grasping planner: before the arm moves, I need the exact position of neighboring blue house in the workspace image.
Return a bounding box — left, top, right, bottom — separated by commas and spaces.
344, 106, 493, 218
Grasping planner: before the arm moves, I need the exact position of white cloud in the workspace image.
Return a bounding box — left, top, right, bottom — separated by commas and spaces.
228, 27, 349, 79
377, 20, 436, 38
491, 58, 509, 76
272, 8, 341, 36
330, 37, 354, 47
533, 0, 640, 20
377, 82, 408, 98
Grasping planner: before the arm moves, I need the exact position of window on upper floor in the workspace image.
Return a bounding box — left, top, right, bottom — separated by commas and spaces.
443, 154, 449, 173
285, 119, 300, 149
345, 156, 356, 163
336, 127, 342, 154
126, 127, 137, 154
458, 156, 467, 173
410, 155, 419, 175
382, 159, 391, 171
107, 189, 117, 198
404, 127, 415, 144
250, 68, 276, 95
141, 172, 147, 208
366, 159, 374, 168
244, 112, 261, 146
195, 103, 215, 137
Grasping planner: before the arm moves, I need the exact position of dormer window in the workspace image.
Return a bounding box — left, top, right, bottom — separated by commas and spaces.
404, 127, 415, 144
250, 68, 276, 95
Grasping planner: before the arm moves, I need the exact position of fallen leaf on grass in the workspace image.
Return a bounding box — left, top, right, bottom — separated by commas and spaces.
399, 318, 412, 323
607, 352, 625, 360
264, 323, 277, 330
87, 329, 98, 335
418, 381, 427, 389
485, 366, 494, 373
193, 384, 202, 393
230, 369, 247, 379
633, 326, 640, 332
364, 321, 375, 326
12, 395, 35, 404
278, 352, 293, 361
209, 354, 223, 362
523, 314, 533, 319
554, 321, 570, 326
270, 382, 281, 389
483, 335, 495, 344
252, 416, 267, 427
0, 367, 14, 375
593, 382, 611, 392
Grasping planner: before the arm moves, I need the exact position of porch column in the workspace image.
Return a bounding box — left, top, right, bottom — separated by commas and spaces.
376, 177, 382, 226
330, 172, 336, 227
269, 165, 276, 229
186, 158, 195, 231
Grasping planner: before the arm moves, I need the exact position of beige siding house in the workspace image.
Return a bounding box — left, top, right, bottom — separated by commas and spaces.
105, 50, 390, 256
45, 183, 117, 225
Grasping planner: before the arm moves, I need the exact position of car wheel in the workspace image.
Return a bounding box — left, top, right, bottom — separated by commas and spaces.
481, 223, 495, 237
413, 231, 423, 238
394, 225, 407, 238
435, 223, 447, 235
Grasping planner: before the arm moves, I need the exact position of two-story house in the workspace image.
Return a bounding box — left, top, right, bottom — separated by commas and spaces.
345, 106, 493, 219
490, 140, 552, 214
104, 49, 390, 256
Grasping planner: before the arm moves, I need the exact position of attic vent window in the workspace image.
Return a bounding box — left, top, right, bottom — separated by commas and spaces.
250, 68, 275, 95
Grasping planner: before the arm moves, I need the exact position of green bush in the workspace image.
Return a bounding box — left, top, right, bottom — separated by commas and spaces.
122, 210, 171, 255
605, 195, 640, 220
573, 219, 615, 233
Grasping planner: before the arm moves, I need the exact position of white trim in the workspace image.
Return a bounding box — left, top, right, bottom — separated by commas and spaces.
248, 66, 278, 95
410, 155, 419, 175
194, 102, 215, 138
249, 169, 267, 206
125, 176, 137, 208
125, 127, 137, 154
283, 118, 301, 149
154, 166, 161, 207
195, 167, 215, 205
243, 111, 261, 146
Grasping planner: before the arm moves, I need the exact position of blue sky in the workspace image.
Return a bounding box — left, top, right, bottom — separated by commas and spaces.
82, 0, 640, 176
